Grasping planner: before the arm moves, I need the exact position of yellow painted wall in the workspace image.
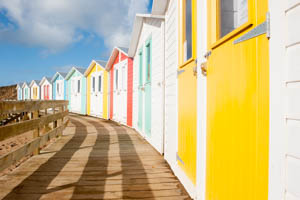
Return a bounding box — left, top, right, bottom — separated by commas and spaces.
177, 0, 198, 184
102, 70, 108, 119
87, 65, 97, 115
86, 62, 108, 119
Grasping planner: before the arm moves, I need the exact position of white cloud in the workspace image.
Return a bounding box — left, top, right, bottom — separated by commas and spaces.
0, 0, 149, 53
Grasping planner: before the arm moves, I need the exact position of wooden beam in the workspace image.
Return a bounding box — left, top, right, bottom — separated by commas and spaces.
0, 120, 68, 172
0, 100, 68, 115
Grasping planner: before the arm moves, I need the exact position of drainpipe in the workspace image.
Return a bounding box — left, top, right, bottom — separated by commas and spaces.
162, 18, 166, 155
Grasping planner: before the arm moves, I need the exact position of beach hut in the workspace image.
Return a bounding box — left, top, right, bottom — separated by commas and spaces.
29, 80, 40, 100
65, 67, 87, 115
16, 83, 24, 100
52, 72, 67, 100
106, 47, 133, 126
39, 77, 52, 100
128, 12, 165, 153
22, 82, 30, 100
85, 60, 109, 119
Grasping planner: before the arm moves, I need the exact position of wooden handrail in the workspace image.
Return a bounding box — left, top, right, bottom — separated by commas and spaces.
0, 120, 69, 171
0, 110, 68, 141
0, 100, 68, 115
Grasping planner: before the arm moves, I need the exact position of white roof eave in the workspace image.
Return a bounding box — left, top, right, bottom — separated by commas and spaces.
128, 14, 165, 57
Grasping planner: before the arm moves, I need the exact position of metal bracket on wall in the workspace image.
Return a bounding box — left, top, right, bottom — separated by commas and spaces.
176, 153, 184, 165
234, 12, 270, 44
177, 69, 185, 77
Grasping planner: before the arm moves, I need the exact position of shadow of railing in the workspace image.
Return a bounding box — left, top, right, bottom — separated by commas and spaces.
2, 116, 87, 199
70, 118, 110, 199
113, 122, 154, 199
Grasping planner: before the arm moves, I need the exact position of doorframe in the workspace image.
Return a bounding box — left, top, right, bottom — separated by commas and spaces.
195, 0, 208, 198
138, 46, 144, 133
144, 37, 152, 137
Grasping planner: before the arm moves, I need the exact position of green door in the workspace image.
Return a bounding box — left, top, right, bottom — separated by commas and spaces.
138, 50, 143, 131
145, 39, 152, 136
25, 88, 28, 99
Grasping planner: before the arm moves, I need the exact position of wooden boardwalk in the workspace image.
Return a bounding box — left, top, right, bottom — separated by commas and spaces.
0, 114, 190, 199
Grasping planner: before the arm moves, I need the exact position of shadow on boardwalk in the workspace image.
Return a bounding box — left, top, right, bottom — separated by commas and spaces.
0, 115, 190, 199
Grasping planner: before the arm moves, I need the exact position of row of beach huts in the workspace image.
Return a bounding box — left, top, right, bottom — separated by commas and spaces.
14, 0, 300, 199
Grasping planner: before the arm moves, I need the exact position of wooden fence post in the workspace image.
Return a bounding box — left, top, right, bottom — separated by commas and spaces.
33, 110, 40, 155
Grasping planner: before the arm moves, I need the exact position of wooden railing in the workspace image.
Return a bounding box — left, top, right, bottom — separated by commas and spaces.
0, 100, 69, 171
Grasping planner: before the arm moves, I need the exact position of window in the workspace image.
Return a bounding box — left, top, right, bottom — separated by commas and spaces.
33, 88, 37, 98
77, 79, 81, 93
92, 77, 95, 92
139, 51, 143, 86
122, 65, 127, 90
46, 85, 49, 99
184, 0, 192, 61
98, 75, 102, 92
57, 83, 60, 95
146, 43, 151, 82
115, 69, 118, 90
220, 0, 248, 38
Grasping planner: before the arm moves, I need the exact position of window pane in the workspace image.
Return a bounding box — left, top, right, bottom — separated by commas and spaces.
92, 77, 95, 92
185, 0, 192, 61
146, 44, 151, 82
139, 53, 143, 85
57, 83, 59, 94
116, 69, 118, 90
78, 80, 80, 93
98, 75, 101, 92
220, 0, 248, 37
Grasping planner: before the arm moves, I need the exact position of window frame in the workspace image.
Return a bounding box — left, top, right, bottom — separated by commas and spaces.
208, 0, 254, 49
145, 38, 152, 84
179, 0, 197, 69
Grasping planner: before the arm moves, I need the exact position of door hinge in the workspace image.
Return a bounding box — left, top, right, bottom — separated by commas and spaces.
177, 69, 185, 77
176, 153, 184, 165
204, 51, 211, 59
234, 12, 270, 44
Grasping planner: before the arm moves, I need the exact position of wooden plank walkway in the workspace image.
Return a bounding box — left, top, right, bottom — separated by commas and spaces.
0, 114, 191, 199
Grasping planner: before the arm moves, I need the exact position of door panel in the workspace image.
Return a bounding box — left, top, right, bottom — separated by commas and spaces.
145, 41, 152, 137
206, 0, 269, 199
138, 51, 143, 131
177, 61, 197, 184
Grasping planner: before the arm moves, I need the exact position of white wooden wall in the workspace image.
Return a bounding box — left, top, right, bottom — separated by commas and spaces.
269, 1, 300, 199
164, 0, 178, 168
284, 2, 300, 199
132, 17, 164, 153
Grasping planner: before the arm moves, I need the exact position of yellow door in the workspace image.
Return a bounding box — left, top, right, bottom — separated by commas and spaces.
177, 0, 197, 184
206, 0, 269, 199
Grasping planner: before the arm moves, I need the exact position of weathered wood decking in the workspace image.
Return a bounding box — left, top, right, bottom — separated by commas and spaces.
0, 114, 191, 199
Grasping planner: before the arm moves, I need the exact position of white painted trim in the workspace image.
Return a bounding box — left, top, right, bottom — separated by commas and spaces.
195, 0, 208, 199
268, 1, 288, 200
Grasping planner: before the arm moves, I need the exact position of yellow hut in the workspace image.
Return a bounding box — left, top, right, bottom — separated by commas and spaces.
85, 60, 109, 119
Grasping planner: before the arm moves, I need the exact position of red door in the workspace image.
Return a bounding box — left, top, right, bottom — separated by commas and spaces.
44, 85, 46, 99
46, 85, 49, 100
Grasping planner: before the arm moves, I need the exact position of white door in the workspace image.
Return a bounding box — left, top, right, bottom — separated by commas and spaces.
75, 77, 82, 113
90, 75, 97, 116
71, 79, 76, 112
120, 61, 127, 124
56, 80, 64, 100
97, 72, 103, 117
113, 67, 119, 121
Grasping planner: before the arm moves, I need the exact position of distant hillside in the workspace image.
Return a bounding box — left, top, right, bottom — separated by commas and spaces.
0, 85, 17, 101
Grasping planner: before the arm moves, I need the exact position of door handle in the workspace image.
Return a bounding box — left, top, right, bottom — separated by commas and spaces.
200, 62, 207, 76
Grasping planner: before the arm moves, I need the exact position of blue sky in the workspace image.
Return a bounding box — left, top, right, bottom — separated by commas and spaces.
0, 0, 153, 86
